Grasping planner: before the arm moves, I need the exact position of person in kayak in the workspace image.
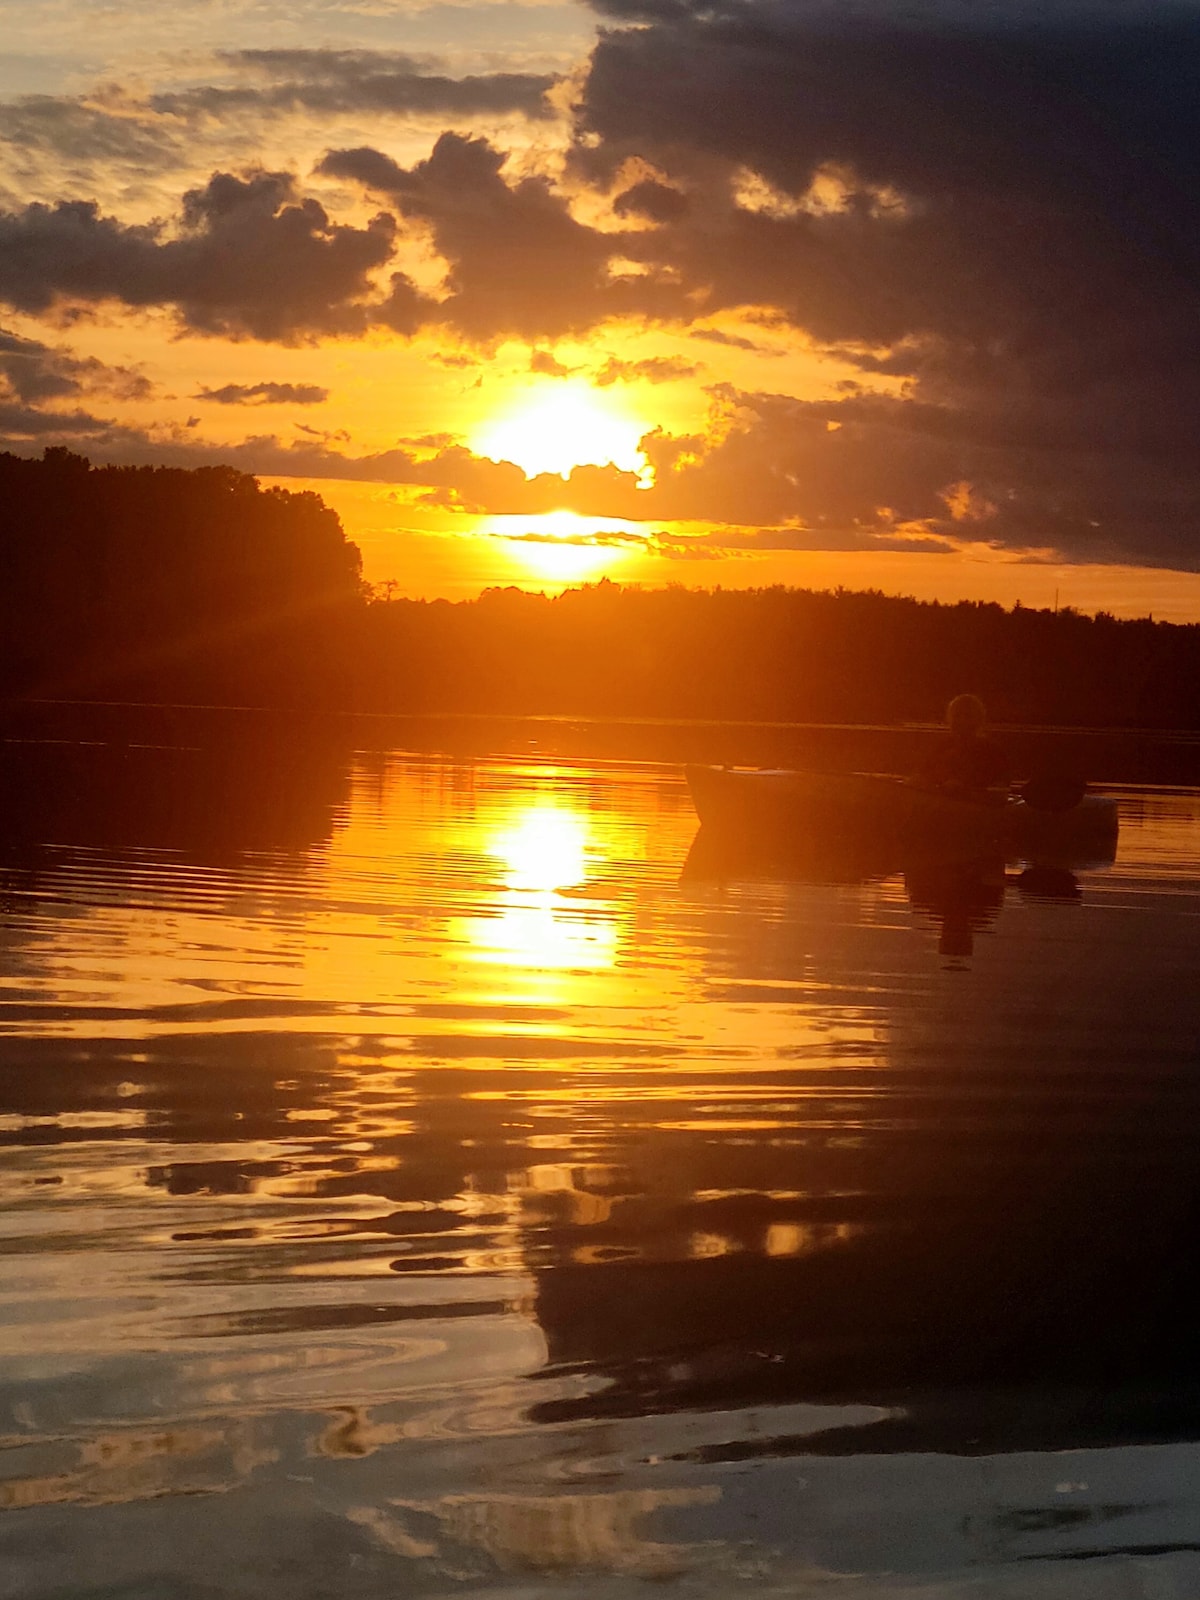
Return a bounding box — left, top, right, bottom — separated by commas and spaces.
916, 694, 1010, 798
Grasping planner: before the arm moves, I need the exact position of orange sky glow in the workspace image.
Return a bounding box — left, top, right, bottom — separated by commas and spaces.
3, 0, 1200, 617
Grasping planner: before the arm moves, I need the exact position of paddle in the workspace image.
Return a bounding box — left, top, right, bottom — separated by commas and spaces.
1016, 769, 1087, 813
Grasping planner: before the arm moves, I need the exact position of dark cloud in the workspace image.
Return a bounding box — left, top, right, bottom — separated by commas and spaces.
0, 53, 556, 188
224, 48, 437, 77
583, 0, 1200, 221
0, 400, 113, 438
560, 0, 1200, 569
655, 526, 954, 559
577, 0, 1198, 344
1, 327, 92, 402
151, 49, 558, 122
691, 328, 779, 355
0, 171, 409, 340
0, 201, 156, 316
624, 387, 967, 534
488, 516, 946, 558
316, 146, 409, 194
0, 326, 152, 404
529, 349, 574, 377
0, 95, 189, 175
593, 354, 700, 385
497, 527, 650, 548
319, 133, 687, 339
194, 381, 329, 405
612, 178, 688, 222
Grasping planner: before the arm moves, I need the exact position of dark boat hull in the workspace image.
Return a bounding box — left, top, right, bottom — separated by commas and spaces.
685, 766, 1118, 867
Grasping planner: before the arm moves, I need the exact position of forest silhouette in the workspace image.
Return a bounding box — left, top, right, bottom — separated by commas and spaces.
0, 448, 362, 706
3, 448, 1200, 727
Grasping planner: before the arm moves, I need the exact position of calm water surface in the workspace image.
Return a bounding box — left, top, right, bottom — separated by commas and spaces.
2, 737, 1200, 1599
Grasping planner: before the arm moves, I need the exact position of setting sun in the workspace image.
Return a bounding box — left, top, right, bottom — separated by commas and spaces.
471, 381, 652, 481
483, 510, 648, 585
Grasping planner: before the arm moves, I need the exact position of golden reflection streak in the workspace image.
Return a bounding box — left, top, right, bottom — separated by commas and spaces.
351, 1485, 720, 1577
449, 802, 619, 979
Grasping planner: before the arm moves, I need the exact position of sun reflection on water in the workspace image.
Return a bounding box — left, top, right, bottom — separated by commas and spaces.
450, 802, 620, 977
7, 744, 1200, 1587
493, 807, 589, 893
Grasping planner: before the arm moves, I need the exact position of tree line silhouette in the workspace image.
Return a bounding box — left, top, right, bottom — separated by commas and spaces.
3, 448, 1200, 727
0, 448, 362, 706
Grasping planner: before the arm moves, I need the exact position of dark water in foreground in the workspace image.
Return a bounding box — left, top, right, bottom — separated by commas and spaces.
2, 733, 1200, 1599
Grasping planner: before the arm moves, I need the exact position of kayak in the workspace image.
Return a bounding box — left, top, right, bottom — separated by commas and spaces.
685, 766, 1118, 865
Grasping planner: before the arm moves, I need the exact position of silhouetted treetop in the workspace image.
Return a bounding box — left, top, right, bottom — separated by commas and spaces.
0, 448, 361, 701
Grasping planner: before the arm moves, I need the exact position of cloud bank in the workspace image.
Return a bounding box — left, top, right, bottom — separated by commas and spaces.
5, 0, 1200, 570
194, 381, 330, 405
0, 171, 407, 340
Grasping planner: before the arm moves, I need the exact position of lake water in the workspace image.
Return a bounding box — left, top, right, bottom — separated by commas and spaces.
2, 730, 1200, 1600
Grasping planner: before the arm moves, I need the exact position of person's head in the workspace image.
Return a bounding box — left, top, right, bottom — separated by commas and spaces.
946, 693, 987, 739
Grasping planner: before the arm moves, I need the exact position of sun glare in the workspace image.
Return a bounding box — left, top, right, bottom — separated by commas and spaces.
495, 807, 589, 893
449, 804, 618, 978
471, 381, 651, 481
481, 510, 648, 585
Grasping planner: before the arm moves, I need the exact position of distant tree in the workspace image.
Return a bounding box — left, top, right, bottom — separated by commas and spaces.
0, 449, 363, 704
354, 580, 1200, 729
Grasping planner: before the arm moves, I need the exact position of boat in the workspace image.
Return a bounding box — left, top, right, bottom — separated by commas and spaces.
685, 765, 1118, 866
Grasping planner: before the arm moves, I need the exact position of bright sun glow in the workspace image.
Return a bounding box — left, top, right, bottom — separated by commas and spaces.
451, 804, 617, 975
495, 807, 589, 893
471, 381, 651, 481
483, 510, 647, 584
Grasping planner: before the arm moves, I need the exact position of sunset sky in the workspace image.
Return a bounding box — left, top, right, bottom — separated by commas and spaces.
4, 0, 1200, 616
